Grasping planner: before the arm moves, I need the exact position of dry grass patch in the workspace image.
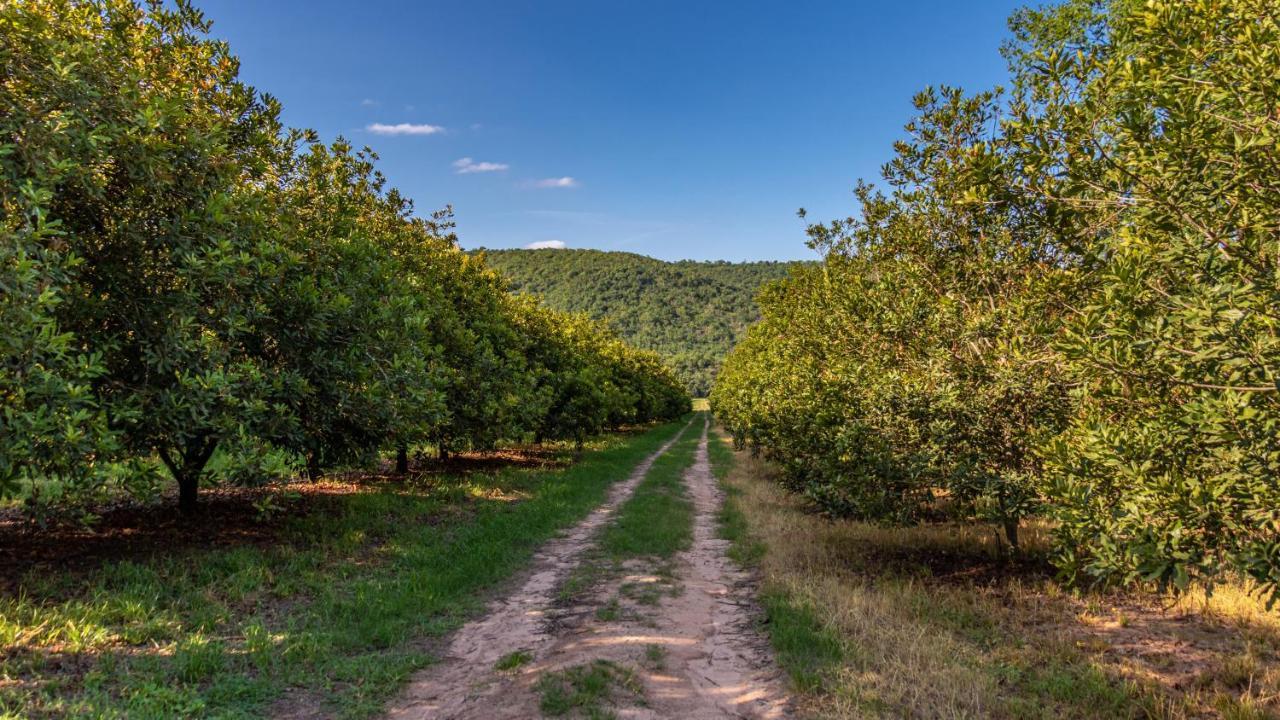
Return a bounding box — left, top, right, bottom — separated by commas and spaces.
712, 431, 1280, 719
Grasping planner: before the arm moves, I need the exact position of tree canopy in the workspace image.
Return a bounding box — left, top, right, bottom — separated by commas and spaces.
713, 0, 1280, 604
1, 0, 688, 519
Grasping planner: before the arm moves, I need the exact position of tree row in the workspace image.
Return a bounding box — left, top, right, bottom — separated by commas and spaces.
712, 0, 1279, 603
1, 0, 689, 519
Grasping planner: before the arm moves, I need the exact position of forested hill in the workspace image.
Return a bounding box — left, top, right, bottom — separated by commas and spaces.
480, 249, 806, 396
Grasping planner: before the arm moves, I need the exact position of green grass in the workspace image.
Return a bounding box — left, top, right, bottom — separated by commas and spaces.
642, 643, 666, 670
595, 419, 701, 560
494, 650, 534, 672
0, 419, 691, 719
705, 425, 734, 481
536, 660, 644, 719
556, 419, 701, 605
756, 592, 846, 694
709, 429, 765, 567
595, 598, 622, 621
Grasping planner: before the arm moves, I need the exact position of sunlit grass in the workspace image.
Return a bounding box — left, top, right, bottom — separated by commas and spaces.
0, 419, 690, 719
596, 420, 700, 560
556, 418, 700, 608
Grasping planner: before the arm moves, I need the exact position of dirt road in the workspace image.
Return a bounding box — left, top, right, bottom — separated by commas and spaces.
385, 415, 790, 719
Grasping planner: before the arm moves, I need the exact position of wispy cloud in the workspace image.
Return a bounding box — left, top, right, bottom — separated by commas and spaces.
360, 98, 378, 107
453, 157, 509, 174
532, 176, 579, 189
366, 122, 444, 136
525, 210, 609, 222
525, 240, 567, 250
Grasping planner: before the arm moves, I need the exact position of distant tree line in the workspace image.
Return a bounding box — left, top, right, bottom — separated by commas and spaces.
712, 0, 1280, 604
481, 248, 803, 396
1, 0, 689, 520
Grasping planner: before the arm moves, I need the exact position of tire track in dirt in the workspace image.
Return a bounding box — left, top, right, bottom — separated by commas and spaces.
623, 417, 791, 719
385, 417, 696, 720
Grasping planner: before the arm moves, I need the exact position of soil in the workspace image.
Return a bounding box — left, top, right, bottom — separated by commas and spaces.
384, 417, 792, 720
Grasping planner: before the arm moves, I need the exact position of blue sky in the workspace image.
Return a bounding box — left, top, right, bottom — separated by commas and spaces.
201, 0, 1026, 261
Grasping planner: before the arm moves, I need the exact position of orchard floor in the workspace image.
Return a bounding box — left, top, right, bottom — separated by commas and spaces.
12, 417, 1267, 720
0, 447, 574, 597
710, 431, 1280, 719
1, 418, 743, 719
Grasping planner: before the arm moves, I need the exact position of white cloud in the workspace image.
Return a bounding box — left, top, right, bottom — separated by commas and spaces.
366, 122, 445, 136
526, 210, 608, 221
360, 98, 377, 107
532, 176, 579, 189
525, 240, 567, 250
453, 157, 509, 174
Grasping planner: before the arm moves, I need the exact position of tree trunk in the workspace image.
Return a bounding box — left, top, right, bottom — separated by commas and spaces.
1003, 518, 1020, 549
161, 435, 218, 516
178, 473, 199, 515
306, 453, 322, 482
996, 484, 1020, 550
396, 445, 409, 474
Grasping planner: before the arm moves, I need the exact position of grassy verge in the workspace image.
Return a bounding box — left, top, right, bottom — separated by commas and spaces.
557, 416, 702, 604
533, 419, 705, 718
709, 425, 1280, 719
595, 416, 702, 560
0, 419, 690, 719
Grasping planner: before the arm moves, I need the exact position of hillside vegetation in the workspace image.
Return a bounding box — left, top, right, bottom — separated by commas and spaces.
482, 249, 803, 396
